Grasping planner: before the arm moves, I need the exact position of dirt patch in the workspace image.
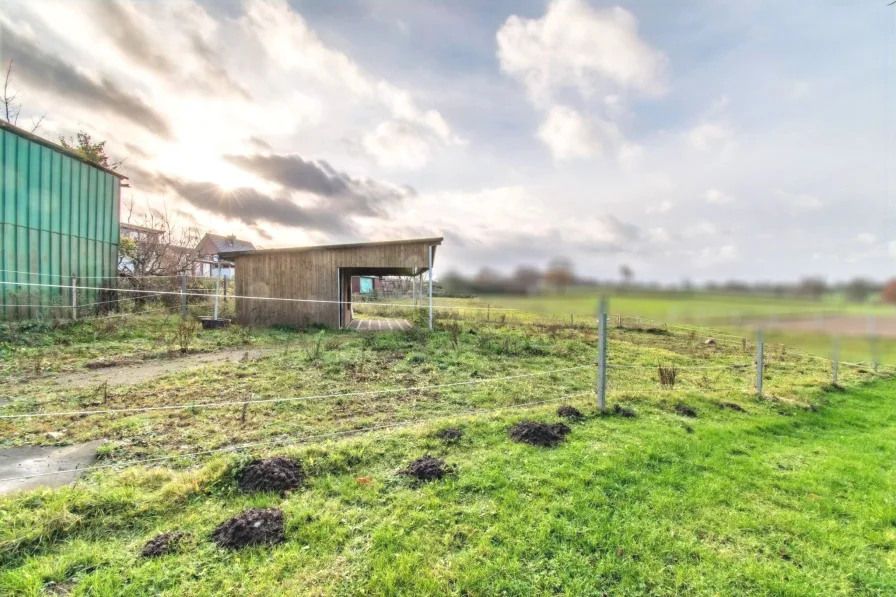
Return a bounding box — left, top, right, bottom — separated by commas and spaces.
822, 383, 846, 393
613, 404, 636, 418
85, 357, 138, 369
556, 405, 584, 419
238, 457, 305, 494
53, 348, 278, 388
509, 420, 571, 447
718, 402, 747, 413
751, 314, 896, 339
141, 531, 188, 557
212, 508, 285, 550
436, 428, 463, 442
399, 455, 454, 482
42, 582, 73, 595
674, 404, 698, 418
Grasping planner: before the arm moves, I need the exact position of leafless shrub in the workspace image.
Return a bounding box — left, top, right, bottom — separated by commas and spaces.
446, 321, 461, 351
658, 365, 678, 389
170, 317, 200, 355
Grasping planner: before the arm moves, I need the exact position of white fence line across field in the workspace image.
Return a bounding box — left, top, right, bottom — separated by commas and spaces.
0, 365, 594, 420
0, 391, 593, 484
0, 280, 516, 312
0, 269, 221, 280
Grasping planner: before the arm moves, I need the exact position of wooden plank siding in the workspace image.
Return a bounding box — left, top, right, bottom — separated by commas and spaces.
228, 238, 441, 328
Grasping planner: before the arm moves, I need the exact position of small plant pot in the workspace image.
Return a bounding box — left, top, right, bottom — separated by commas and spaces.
199, 317, 231, 330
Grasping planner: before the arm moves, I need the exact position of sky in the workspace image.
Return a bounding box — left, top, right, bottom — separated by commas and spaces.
1, 0, 894, 284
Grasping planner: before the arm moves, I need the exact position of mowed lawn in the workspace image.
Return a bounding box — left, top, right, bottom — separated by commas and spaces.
1, 381, 894, 594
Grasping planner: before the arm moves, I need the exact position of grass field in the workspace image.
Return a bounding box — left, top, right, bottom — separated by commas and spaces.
0, 307, 894, 595
404, 292, 896, 365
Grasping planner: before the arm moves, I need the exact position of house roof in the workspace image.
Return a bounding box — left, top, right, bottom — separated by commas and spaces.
0, 119, 129, 179
120, 222, 162, 235
219, 237, 443, 258
199, 233, 256, 254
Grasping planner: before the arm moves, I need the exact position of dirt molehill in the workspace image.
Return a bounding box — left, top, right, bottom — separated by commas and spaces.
436, 428, 463, 442
613, 404, 636, 418
141, 531, 188, 558
674, 404, 698, 418
238, 457, 305, 493
400, 455, 454, 482
509, 420, 571, 447
212, 508, 285, 550
556, 405, 584, 419
718, 402, 747, 413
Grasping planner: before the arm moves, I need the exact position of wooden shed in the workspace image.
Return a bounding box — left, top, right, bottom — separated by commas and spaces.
221, 237, 442, 328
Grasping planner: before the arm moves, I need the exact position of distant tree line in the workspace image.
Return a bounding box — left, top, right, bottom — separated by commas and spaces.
440, 259, 896, 305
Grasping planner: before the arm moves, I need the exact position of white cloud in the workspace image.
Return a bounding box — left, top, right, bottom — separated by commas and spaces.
536, 105, 600, 160
774, 189, 823, 211
686, 122, 732, 151
684, 221, 719, 238
645, 200, 674, 214
496, 0, 667, 106
362, 121, 430, 169
498, 0, 664, 165
889, 241, 896, 259
692, 244, 738, 267
704, 188, 735, 205
646, 227, 672, 243
856, 232, 876, 245
244, 0, 461, 146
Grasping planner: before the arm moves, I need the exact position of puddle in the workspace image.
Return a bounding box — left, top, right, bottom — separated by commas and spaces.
0, 440, 104, 494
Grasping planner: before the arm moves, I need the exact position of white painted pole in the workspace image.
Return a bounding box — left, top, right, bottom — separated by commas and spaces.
597, 296, 608, 412
71, 275, 77, 320
428, 245, 434, 331
181, 272, 187, 316
213, 261, 221, 319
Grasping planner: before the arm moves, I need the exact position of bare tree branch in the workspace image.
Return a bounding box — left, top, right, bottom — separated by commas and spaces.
29, 112, 46, 133
2, 59, 19, 125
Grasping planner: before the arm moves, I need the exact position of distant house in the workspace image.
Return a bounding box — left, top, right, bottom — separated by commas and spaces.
194, 233, 255, 277
118, 223, 161, 274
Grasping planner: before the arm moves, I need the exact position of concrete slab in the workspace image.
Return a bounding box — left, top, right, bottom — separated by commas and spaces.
348, 318, 412, 331
0, 440, 104, 495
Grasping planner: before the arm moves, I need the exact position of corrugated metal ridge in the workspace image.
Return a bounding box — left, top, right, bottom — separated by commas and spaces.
0, 120, 128, 179
221, 236, 444, 258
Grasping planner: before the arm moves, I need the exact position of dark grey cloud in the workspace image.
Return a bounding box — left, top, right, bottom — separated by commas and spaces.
86, 2, 249, 99
158, 176, 352, 236
224, 153, 412, 217
248, 136, 273, 151
0, 24, 172, 138
188, 33, 251, 100
89, 1, 172, 74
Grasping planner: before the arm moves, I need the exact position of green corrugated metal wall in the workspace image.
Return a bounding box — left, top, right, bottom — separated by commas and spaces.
0, 127, 121, 320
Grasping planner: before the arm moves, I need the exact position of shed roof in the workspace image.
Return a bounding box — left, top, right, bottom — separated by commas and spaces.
199, 233, 256, 254
0, 119, 129, 179
220, 237, 443, 258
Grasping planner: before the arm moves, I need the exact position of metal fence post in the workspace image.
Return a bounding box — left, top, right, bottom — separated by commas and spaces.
832, 336, 840, 385
428, 245, 434, 331
597, 296, 608, 412
868, 314, 879, 373
213, 262, 221, 320
756, 328, 764, 397
71, 275, 77, 320
181, 272, 187, 316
